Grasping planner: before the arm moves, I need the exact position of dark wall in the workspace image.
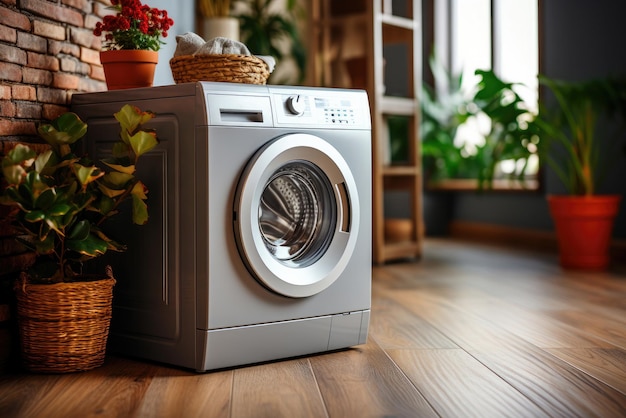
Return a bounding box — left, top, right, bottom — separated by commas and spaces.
433, 0, 626, 239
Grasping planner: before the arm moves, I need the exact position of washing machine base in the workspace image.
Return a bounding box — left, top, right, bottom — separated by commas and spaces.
196, 309, 370, 372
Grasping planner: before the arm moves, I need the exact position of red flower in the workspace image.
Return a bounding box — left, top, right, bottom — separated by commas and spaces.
93, 0, 174, 51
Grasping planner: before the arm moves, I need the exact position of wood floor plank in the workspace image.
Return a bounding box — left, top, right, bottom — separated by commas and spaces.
468, 348, 626, 418
388, 289, 626, 417
134, 367, 232, 417
433, 296, 615, 349
387, 348, 549, 418
545, 348, 626, 396
0, 357, 154, 418
548, 310, 626, 350
309, 338, 438, 418
230, 358, 328, 418
370, 294, 458, 350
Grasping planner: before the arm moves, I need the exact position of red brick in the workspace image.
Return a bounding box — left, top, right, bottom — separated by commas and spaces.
48, 40, 80, 57
0, 62, 22, 82
61, 59, 89, 76
12, 85, 36, 101
53, 72, 79, 90
42, 103, 68, 120
59, 56, 76, 72
22, 67, 52, 85
0, 100, 16, 117
17, 32, 47, 53
62, 0, 91, 14
70, 27, 99, 49
27, 52, 59, 71
33, 20, 66, 42
92, 1, 110, 19
77, 76, 106, 93
0, 6, 31, 31
0, 119, 37, 136
0, 43, 27, 65
37, 86, 68, 104
90, 63, 105, 81
81, 46, 101, 65
0, 85, 10, 100
0, 0, 17, 7
15, 102, 42, 119
84, 14, 101, 31
20, 0, 83, 27
0, 24, 16, 43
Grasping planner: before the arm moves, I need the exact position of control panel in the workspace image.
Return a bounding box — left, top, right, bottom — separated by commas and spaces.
273, 90, 370, 129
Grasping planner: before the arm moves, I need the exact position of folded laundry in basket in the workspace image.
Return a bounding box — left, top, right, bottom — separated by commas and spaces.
173, 32, 275, 73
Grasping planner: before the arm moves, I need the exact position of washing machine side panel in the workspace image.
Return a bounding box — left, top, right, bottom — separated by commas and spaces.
205, 128, 371, 330
72, 90, 200, 370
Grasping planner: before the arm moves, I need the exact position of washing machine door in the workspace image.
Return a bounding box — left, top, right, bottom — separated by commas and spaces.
234, 133, 360, 298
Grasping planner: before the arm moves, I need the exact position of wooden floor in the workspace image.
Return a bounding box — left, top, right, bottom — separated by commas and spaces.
1, 238, 626, 417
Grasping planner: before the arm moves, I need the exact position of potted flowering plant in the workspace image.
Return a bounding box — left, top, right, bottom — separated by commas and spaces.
93, 0, 174, 90
0, 104, 158, 373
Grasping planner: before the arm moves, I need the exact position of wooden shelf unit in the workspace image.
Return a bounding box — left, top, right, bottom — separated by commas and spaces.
308, 0, 423, 264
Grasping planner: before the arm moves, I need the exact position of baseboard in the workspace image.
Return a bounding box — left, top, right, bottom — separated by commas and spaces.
448, 221, 626, 261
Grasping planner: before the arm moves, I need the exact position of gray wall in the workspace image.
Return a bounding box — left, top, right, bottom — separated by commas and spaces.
150, 0, 195, 87
427, 0, 626, 239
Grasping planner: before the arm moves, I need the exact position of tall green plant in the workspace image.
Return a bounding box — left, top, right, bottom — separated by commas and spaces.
535, 76, 626, 195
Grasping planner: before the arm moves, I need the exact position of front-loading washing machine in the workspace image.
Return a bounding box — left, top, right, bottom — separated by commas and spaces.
71, 82, 371, 371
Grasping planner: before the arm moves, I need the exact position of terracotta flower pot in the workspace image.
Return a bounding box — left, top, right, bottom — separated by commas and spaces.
100, 50, 158, 90
548, 195, 621, 270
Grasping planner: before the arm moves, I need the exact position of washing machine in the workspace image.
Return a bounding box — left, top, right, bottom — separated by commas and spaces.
71, 82, 371, 371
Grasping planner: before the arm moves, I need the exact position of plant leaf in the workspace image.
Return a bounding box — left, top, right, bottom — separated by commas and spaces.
38, 112, 87, 146
67, 219, 90, 241
66, 233, 108, 257
131, 182, 149, 225
24, 210, 45, 222
73, 164, 104, 187
102, 159, 136, 175
128, 130, 158, 158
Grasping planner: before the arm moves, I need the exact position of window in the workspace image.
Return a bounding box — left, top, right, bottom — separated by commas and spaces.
427, 0, 540, 190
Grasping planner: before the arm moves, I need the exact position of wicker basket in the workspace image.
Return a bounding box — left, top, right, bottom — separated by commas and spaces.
170, 54, 270, 84
14, 274, 116, 373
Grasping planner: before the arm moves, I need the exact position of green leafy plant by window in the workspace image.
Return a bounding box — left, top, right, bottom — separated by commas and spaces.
421, 56, 539, 190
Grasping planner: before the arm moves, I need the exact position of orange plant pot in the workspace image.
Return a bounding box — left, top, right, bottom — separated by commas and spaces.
100, 50, 158, 90
548, 195, 621, 270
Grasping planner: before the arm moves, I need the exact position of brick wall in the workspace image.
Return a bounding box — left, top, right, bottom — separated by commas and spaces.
0, 0, 108, 142
0, 0, 108, 304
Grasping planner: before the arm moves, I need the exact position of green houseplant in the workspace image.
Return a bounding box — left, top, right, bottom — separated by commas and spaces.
0, 104, 158, 372
421, 60, 539, 190
536, 75, 626, 270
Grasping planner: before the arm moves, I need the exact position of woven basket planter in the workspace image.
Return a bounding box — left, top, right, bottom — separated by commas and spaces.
170, 54, 270, 85
14, 274, 116, 373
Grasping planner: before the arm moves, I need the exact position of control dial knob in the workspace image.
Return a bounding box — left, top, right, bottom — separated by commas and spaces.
286, 95, 306, 116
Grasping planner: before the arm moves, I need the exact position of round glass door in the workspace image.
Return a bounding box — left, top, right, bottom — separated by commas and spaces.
234, 134, 360, 298
259, 161, 335, 268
